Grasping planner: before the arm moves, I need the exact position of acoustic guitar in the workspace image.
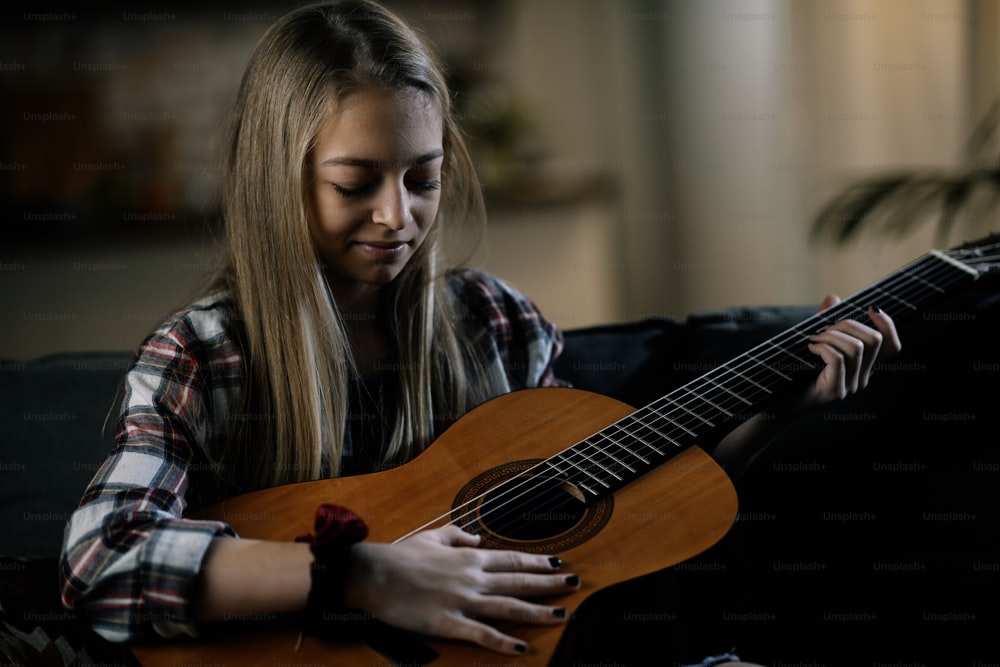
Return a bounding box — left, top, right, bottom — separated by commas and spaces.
131, 235, 1000, 666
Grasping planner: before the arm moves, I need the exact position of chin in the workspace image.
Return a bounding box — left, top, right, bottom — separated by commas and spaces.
364, 264, 408, 286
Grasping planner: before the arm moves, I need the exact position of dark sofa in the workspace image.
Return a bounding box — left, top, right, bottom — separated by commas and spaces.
2, 279, 999, 666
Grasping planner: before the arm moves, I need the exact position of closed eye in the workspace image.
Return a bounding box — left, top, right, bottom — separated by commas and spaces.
330, 179, 440, 198
331, 183, 373, 198
409, 179, 441, 193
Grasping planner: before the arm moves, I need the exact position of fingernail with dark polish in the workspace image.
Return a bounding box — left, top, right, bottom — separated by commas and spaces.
871, 303, 883, 314
565, 574, 579, 586
553, 607, 567, 619
548, 556, 563, 568
515, 643, 529, 654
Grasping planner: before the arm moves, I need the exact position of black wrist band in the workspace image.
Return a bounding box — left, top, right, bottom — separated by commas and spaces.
295, 503, 369, 635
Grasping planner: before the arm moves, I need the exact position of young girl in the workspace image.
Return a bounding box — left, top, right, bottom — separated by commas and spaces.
59, 0, 899, 660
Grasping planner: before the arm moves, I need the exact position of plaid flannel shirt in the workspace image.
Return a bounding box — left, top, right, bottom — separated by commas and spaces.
59, 269, 566, 642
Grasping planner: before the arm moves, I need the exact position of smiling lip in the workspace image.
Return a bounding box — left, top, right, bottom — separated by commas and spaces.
354, 240, 409, 260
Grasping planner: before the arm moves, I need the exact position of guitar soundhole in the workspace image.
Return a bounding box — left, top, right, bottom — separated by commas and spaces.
481, 476, 585, 541
451, 459, 613, 553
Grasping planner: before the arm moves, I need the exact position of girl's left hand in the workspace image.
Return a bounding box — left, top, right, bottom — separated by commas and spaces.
803, 295, 902, 409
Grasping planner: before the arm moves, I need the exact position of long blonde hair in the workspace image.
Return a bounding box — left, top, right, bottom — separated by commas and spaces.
209, 0, 501, 490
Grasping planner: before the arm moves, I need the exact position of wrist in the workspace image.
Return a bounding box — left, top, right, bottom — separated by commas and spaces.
341, 541, 374, 611
295, 504, 369, 634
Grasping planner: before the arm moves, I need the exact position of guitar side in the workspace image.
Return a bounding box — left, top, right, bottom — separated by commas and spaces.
131, 387, 738, 666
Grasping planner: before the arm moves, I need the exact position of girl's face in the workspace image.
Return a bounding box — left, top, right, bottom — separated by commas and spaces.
308, 87, 444, 304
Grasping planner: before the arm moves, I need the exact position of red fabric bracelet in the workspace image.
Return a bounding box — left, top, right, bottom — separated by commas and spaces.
295, 503, 369, 633
295, 503, 369, 556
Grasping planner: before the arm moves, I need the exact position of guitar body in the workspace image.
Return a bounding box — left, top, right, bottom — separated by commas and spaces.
131, 387, 738, 666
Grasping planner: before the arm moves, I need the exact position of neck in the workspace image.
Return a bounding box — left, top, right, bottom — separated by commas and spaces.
325, 273, 382, 324
325, 277, 387, 378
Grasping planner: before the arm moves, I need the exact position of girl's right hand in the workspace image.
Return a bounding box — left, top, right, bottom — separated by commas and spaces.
343, 525, 580, 655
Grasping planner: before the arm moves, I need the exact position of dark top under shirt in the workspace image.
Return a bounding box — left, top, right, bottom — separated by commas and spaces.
342, 373, 392, 476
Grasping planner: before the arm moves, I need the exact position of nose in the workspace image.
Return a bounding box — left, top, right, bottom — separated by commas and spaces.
371, 179, 408, 231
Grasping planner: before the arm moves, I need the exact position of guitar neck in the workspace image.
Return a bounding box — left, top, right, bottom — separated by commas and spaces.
545, 249, 981, 498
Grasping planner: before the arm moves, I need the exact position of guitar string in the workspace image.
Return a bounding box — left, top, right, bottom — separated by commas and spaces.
545, 257, 971, 490
584, 254, 965, 451
399, 246, 995, 544
451, 256, 976, 540
444, 255, 974, 540
484, 245, 997, 536
446, 258, 966, 541
481, 258, 981, 538
401, 254, 977, 543
472, 279, 974, 540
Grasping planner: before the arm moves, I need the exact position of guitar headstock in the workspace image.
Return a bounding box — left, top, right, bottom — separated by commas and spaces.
945, 233, 1000, 277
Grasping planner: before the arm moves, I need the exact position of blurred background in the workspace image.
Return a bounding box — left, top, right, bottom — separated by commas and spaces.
2, 0, 998, 359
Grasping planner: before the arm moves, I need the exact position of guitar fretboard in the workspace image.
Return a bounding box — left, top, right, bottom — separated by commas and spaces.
537, 250, 980, 498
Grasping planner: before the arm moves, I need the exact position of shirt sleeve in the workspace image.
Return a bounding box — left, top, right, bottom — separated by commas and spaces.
59, 315, 237, 643
450, 269, 570, 390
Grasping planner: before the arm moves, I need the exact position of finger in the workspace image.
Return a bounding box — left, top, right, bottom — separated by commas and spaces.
480, 571, 581, 598
468, 595, 571, 626
478, 549, 567, 574
810, 330, 865, 399
434, 612, 534, 656
818, 293, 842, 312
432, 525, 482, 548
821, 320, 883, 389
868, 304, 902, 358
806, 336, 847, 400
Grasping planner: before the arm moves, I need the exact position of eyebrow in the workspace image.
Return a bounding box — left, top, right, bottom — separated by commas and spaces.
319, 150, 444, 170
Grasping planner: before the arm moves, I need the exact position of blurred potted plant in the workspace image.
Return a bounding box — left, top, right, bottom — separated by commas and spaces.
811, 99, 1000, 246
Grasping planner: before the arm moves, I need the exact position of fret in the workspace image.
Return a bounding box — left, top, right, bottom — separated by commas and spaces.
744, 350, 793, 380
628, 419, 682, 451
763, 340, 814, 368
536, 458, 602, 495
557, 438, 649, 490
905, 269, 946, 293
571, 446, 625, 482
670, 389, 719, 426
614, 420, 669, 456
600, 433, 646, 472
702, 375, 752, 406
896, 262, 952, 295
571, 426, 679, 493
586, 437, 640, 476
559, 454, 612, 488
696, 358, 793, 411
624, 415, 683, 452
604, 428, 652, 464
539, 457, 603, 496
593, 425, 653, 465
872, 285, 916, 311
681, 380, 733, 418
727, 365, 774, 394
645, 401, 700, 437
538, 458, 573, 482
900, 263, 967, 310
554, 467, 601, 496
